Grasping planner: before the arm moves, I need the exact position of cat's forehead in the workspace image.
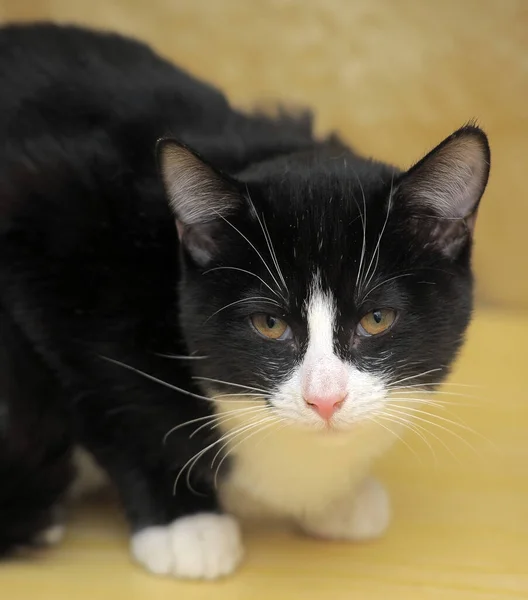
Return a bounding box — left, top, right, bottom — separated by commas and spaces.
236, 167, 401, 310
247, 156, 396, 221
245, 166, 394, 258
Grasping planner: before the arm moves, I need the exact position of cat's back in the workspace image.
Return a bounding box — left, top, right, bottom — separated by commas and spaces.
0, 23, 229, 144
0, 23, 235, 247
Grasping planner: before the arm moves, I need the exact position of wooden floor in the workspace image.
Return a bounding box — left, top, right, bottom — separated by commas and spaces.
1, 308, 527, 599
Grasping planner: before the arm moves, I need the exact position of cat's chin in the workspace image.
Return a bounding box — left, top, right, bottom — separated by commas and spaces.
286, 419, 357, 439
313, 428, 357, 446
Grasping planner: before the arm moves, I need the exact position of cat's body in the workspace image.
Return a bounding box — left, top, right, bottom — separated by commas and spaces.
0, 24, 490, 579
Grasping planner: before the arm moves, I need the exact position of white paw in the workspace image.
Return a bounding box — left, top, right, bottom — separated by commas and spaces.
130, 513, 244, 580
302, 477, 390, 541
34, 524, 66, 546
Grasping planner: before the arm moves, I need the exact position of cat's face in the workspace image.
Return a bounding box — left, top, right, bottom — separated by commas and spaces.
160, 127, 489, 434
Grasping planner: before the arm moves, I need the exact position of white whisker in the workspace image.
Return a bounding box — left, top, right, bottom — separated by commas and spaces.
389, 381, 482, 390
98, 355, 212, 402
389, 390, 478, 402
376, 413, 439, 463
350, 167, 367, 293
210, 415, 276, 469
212, 392, 268, 399
389, 401, 497, 450
154, 353, 208, 360
175, 439, 223, 496
179, 413, 278, 493
205, 296, 281, 321
204, 266, 282, 300
173, 417, 267, 495
362, 171, 395, 294
388, 396, 461, 411
383, 406, 479, 456
163, 414, 218, 444
262, 214, 288, 292
192, 376, 271, 395
163, 405, 269, 443
191, 406, 270, 438
212, 417, 280, 488
252, 418, 290, 451
388, 368, 444, 387
213, 210, 285, 299
389, 383, 479, 396
366, 415, 421, 462
361, 273, 414, 302
386, 403, 476, 434
245, 189, 288, 295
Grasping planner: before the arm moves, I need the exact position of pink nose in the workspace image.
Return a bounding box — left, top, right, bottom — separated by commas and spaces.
305, 394, 346, 421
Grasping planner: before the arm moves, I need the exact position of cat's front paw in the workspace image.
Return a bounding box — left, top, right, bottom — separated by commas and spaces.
130, 513, 244, 580
34, 523, 66, 546
32, 505, 66, 547
302, 477, 390, 541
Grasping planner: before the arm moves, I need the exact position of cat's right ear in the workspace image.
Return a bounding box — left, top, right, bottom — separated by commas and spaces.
396, 125, 490, 259
157, 139, 243, 267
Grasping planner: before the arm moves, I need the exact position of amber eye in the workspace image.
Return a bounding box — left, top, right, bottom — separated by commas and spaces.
251, 314, 291, 340
358, 309, 396, 336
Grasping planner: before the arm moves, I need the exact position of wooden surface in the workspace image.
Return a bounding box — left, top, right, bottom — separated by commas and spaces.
1, 308, 527, 599
0, 0, 527, 308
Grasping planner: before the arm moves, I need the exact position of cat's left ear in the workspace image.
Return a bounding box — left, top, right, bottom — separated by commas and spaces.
158, 139, 243, 267
397, 125, 490, 258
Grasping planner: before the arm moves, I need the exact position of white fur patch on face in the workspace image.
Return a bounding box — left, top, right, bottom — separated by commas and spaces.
130, 513, 243, 580
272, 276, 387, 430
211, 276, 396, 522
300, 284, 347, 415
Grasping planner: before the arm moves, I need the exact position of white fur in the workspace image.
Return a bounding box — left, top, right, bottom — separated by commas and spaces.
219, 423, 393, 519
131, 513, 243, 579
35, 524, 66, 546
300, 284, 348, 408
215, 275, 397, 526
300, 477, 390, 541
262, 279, 389, 432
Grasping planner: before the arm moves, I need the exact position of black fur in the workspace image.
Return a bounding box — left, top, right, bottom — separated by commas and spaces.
0, 23, 489, 554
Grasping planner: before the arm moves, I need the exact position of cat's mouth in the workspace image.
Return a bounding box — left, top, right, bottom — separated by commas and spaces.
278, 411, 358, 435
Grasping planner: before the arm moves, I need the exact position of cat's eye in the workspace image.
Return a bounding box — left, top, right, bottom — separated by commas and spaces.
250, 314, 292, 341
357, 309, 396, 337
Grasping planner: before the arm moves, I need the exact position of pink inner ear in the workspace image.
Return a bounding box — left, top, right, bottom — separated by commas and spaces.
402, 129, 490, 222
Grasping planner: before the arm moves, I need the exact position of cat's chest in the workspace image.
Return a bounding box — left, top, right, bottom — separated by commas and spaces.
218, 424, 374, 519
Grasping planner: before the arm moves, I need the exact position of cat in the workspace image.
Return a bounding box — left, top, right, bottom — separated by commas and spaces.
0, 23, 490, 579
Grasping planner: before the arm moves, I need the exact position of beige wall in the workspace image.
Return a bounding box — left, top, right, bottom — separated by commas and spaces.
1, 0, 527, 309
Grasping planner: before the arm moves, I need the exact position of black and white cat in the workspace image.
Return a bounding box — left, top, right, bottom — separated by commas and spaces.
0, 24, 490, 579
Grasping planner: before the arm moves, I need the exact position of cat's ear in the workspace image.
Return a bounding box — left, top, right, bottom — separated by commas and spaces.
398, 125, 490, 258
158, 139, 242, 267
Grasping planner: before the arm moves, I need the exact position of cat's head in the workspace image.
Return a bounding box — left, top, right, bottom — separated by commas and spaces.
158, 126, 490, 435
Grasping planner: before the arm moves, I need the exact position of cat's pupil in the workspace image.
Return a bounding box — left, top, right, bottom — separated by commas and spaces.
266, 315, 277, 329
372, 311, 383, 324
